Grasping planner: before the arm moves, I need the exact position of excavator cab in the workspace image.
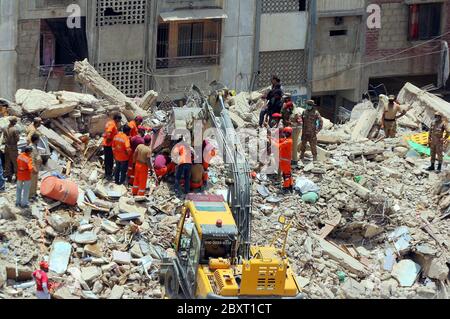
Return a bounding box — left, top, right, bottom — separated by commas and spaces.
160, 194, 303, 299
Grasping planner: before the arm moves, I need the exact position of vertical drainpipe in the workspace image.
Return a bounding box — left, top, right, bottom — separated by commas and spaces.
251, 0, 262, 91
143, 0, 151, 93
306, 0, 317, 100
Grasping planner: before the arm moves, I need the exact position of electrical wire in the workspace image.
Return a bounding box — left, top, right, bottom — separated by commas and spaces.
311, 49, 445, 83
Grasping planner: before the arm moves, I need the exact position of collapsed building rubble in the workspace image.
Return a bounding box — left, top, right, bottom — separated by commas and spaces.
0, 70, 449, 299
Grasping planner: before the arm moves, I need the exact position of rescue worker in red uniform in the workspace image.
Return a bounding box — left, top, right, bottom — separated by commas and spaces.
128, 126, 146, 186
103, 114, 122, 181
132, 135, 152, 196
427, 112, 450, 173
112, 125, 132, 185
128, 116, 144, 138
33, 261, 51, 299
202, 140, 217, 186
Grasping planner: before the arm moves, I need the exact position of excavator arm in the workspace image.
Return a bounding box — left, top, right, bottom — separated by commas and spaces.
191, 85, 252, 260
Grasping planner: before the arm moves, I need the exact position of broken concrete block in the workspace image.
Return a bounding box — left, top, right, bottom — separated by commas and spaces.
47, 213, 72, 233
53, 286, 80, 299
341, 278, 365, 299
15, 89, 59, 114
130, 243, 143, 258
101, 220, 120, 234
312, 235, 368, 277
40, 102, 77, 119
426, 257, 449, 281
363, 224, 384, 239
140, 90, 158, 110
108, 285, 125, 299
84, 244, 103, 258
392, 260, 421, 287
112, 251, 131, 265
81, 266, 102, 284
74, 59, 147, 121
49, 240, 72, 275
88, 114, 109, 136
55, 91, 99, 105
70, 231, 98, 244
38, 125, 77, 156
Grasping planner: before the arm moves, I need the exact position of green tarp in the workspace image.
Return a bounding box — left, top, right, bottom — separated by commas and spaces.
407, 140, 450, 161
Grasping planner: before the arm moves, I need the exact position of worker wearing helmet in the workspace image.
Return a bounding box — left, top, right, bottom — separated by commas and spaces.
33, 261, 50, 299
103, 113, 122, 181
128, 126, 146, 186
269, 113, 283, 129
381, 95, 406, 138
128, 116, 144, 138
300, 100, 323, 162
427, 112, 450, 173
271, 127, 294, 192
281, 93, 294, 125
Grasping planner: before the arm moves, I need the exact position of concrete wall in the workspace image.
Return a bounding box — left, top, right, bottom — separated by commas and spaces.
317, 0, 365, 14
0, 0, 19, 101
220, 0, 256, 92
364, 0, 450, 92
259, 12, 307, 52
312, 15, 365, 102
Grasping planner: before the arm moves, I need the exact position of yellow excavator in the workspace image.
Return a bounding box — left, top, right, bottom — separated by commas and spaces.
159, 86, 303, 299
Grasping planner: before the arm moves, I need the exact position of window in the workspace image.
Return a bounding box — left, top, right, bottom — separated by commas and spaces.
408, 3, 442, 41
262, 0, 306, 13
330, 30, 347, 37
156, 20, 222, 69
39, 18, 88, 77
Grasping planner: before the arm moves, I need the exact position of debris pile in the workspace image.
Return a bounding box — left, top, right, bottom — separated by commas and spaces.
1, 71, 449, 300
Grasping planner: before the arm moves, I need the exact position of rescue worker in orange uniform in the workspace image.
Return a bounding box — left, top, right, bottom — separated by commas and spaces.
132, 135, 152, 196
128, 116, 144, 138
272, 127, 294, 193
128, 126, 146, 186
103, 113, 122, 181
202, 140, 217, 186
112, 124, 132, 185
154, 149, 176, 183
173, 139, 193, 196
16, 146, 34, 208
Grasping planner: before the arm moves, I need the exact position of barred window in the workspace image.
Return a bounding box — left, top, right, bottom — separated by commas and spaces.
96, 0, 147, 26
96, 60, 145, 97
258, 50, 307, 87
262, 0, 306, 14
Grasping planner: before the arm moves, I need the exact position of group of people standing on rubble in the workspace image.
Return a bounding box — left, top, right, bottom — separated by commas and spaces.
258, 76, 450, 193
0, 117, 44, 208
101, 114, 217, 197
258, 75, 324, 193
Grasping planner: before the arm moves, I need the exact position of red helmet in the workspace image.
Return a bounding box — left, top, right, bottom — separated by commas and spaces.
144, 135, 152, 144
272, 113, 282, 119
39, 261, 49, 270
135, 116, 144, 123
283, 127, 293, 135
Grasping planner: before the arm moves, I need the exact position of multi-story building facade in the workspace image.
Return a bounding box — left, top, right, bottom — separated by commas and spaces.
0, 0, 311, 104
310, 0, 367, 121
363, 0, 450, 95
